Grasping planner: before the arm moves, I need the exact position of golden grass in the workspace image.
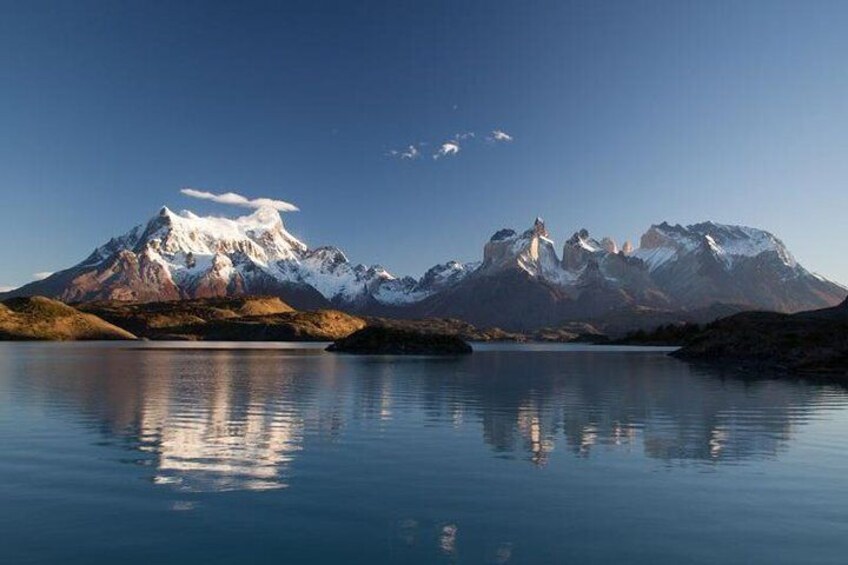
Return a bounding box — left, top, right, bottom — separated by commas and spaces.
0, 296, 137, 341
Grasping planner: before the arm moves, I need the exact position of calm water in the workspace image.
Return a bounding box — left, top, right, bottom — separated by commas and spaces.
1, 343, 847, 564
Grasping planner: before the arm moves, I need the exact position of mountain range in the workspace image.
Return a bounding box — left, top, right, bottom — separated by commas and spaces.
3, 205, 845, 330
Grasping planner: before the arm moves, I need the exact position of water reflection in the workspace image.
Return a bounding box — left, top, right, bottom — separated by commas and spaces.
137, 377, 304, 492
5, 344, 846, 492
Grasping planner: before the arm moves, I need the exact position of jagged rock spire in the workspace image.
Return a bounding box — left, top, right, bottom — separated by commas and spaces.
531, 217, 549, 238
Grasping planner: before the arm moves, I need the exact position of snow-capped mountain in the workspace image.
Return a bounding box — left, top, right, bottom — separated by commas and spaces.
3, 207, 845, 329
403, 218, 844, 328
630, 221, 841, 312
3, 206, 479, 309
469, 218, 842, 312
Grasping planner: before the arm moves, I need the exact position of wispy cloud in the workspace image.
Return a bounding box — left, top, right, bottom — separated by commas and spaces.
434, 141, 461, 160
32, 272, 53, 281
487, 129, 513, 142
401, 145, 420, 159
180, 188, 299, 212
387, 144, 423, 160
0, 286, 16, 293
389, 127, 513, 162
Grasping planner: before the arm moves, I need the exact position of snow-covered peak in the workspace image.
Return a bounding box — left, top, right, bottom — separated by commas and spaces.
143, 205, 306, 262
481, 218, 565, 282
419, 260, 479, 289
561, 229, 614, 274
490, 228, 517, 242
66, 204, 479, 307
564, 229, 604, 253
688, 222, 796, 267
635, 221, 797, 271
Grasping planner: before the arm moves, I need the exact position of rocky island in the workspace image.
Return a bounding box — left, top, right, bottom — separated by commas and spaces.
326, 326, 473, 355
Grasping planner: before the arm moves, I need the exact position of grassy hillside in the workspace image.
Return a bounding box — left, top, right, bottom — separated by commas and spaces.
78, 296, 294, 335
0, 297, 137, 341
81, 297, 364, 341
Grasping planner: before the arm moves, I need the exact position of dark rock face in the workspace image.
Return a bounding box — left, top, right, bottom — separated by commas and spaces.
326, 326, 473, 355
673, 300, 848, 375
412, 269, 574, 331
490, 229, 517, 242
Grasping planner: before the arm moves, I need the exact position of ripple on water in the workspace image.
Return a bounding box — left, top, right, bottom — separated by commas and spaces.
1, 342, 847, 564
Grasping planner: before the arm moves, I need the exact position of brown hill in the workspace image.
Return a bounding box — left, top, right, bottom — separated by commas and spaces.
0, 297, 136, 341
195, 310, 366, 341
78, 296, 294, 336
80, 297, 364, 341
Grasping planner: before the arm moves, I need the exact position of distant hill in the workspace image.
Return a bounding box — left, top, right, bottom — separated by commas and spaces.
80, 297, 364, 341
78, 296, 295, 336
0, 295, 580, 343
0, 296, 136, 341
79, 297, 529, 342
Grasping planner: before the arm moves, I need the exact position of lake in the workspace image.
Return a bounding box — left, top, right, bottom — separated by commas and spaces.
1, 342, 846, 564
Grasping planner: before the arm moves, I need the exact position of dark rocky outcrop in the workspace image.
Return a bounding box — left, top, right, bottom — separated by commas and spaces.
410, 269, 576, 331
673, 298, 848, 375
326, 326, 473, 355
611, 323, 703, 346
366, 317, 526, 342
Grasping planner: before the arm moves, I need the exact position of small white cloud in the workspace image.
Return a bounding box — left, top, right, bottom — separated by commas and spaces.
387, 144, 421, 160
180, 188, 299, 212
434, 141, 460, 159
0, 286, 16, 293
401, 145, 420, 160
389, 127, 510, 162
487, 130, 513, 142
32, 272, 53, 281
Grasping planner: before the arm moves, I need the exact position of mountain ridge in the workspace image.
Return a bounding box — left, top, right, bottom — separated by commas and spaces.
2, 206, 844, 329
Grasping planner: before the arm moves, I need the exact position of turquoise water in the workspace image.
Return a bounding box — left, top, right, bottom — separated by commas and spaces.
1, 342, 846, 564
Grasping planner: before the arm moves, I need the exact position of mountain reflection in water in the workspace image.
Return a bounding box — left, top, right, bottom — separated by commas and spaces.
5, 343, 842, 494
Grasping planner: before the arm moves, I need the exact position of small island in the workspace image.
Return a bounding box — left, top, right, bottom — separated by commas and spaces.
326, 326, 473, 355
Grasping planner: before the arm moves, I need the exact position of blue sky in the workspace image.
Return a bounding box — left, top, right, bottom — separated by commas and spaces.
1, 0, 847, 289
